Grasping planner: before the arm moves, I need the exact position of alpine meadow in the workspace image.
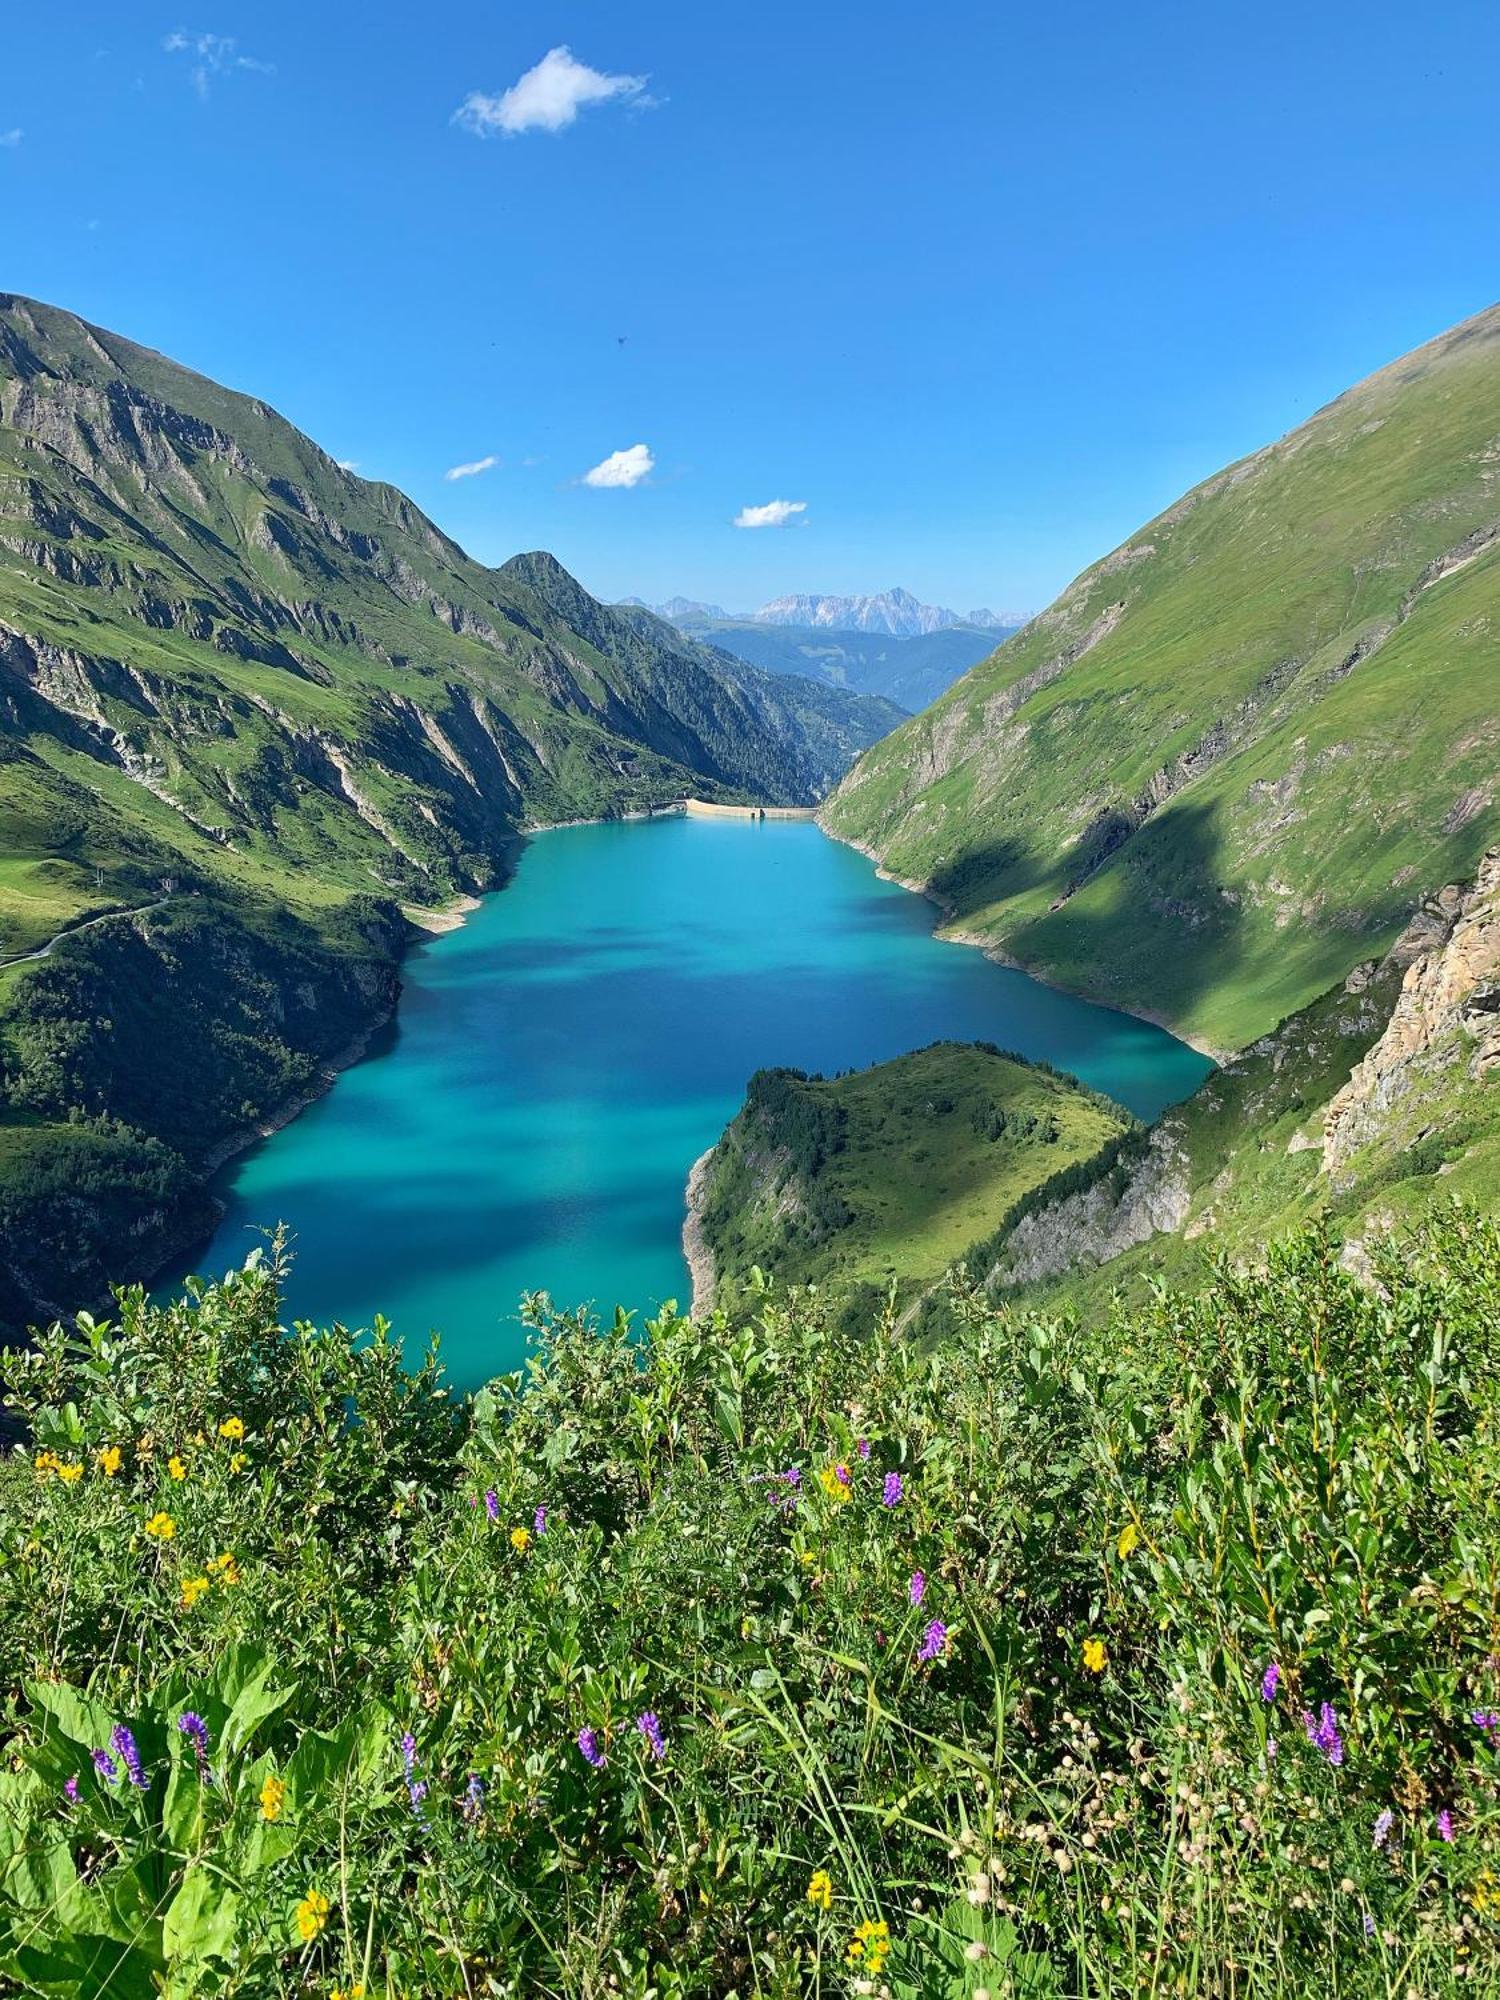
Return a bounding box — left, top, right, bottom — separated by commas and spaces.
0, 6, 1498, 1996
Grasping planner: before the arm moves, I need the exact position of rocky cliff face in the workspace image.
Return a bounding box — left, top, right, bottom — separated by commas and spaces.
1323, 849, 1500, 1178
995, 1125, 1189, 1285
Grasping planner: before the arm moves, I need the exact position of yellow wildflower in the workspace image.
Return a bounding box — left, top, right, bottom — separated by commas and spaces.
1082, 1636, 1107, 1675
847, 1918, 890, 1971
219, 1416, 245, 1441
57, 1460, 84, 1485
209, 1551, 241, 1585
97, 1445, 123, 1477
144, 1511, 176, 1541
807, 1868, 833, 1911
229, 1451, 248, 1473
331, 1986, 366, 2000
33, 1450, 59, 1481
181, 1575, 210, 1609
817, 1463, 852, 1504
510, 1525, 532, 1554
296, 1889, 330, 1942
260, 1772, 286, 1822
168, 1455, 188, 1482
1117, 1522, 1140, 1560
1474, 1872, 1499, 1918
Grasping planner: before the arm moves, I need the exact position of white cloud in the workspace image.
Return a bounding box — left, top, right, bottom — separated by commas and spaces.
733, 498, 808, 529
454, 46, 649, 138
163, 31, 274, 97
582, 443, 654, 489
336, 458, 359, 472
0, 129, 21, 148
443, 454, 499, 482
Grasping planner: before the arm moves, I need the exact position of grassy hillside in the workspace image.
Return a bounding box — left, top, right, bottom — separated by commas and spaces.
824, 306, 1500, 1055
693, 1042, 1134, 1316
0, 1214, 1495, 1994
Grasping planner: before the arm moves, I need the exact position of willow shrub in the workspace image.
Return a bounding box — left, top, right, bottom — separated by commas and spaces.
0, 1216, 1496, 1997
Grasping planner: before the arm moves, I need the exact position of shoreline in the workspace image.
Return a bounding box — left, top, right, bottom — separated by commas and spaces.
681, 1148, 717, 1318
816, 817, 1228, 1065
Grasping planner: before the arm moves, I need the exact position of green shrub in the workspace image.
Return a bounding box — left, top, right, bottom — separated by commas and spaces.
0, 1216, 1496, 1995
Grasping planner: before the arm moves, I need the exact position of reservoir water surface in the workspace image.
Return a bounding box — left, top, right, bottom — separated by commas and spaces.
184, 816, 1212, 1385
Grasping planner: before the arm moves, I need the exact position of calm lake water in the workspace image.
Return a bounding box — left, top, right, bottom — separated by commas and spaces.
183, 817, 1211, 1385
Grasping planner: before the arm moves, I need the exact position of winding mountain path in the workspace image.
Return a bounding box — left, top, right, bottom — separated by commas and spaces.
0, 897, 170, 970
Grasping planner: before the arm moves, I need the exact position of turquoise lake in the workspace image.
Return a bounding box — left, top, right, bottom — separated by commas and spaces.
183, 816, 1212, 1386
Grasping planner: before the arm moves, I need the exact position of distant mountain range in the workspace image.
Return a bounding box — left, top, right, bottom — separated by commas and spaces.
616, 590, 1027, 710
624, 587, 1026, 639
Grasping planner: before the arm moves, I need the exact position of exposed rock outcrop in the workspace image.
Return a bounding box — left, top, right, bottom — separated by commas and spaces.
991, 1125, 1189, 1285
1323, 849, 1500, 1177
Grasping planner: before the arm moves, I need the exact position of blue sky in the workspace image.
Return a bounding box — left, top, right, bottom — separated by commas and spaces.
3, 2, 1498, 615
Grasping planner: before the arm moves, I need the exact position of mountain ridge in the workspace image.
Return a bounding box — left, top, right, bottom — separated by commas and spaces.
629, 587, 1023, 637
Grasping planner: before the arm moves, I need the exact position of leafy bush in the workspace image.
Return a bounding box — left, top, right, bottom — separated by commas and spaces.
0, 1216, 1496, 1995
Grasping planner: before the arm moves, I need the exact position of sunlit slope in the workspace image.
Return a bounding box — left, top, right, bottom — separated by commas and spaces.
824, 306, 1500, 1052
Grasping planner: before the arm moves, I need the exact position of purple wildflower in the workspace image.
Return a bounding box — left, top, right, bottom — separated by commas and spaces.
857, 1439, 871, 1461
533, 1505, 548, 1536
1301, 1702, 1344, 1767
397, 1731, 427, 1811
484, 1489, 500, 1522
1260, 1661, 1280, 1702
1436, 1808, 1454, 1843
1266, 1737, 1278, 1761
177, 1712, 209, 1759
1363, 1913, 1376, 1938
636, 1711, 667, 1762
111, 1725, 149, 1791
909, 1569, 926, 1607
834, 1463, 851, 1488
784, 1465, 801, 1489
882, 1472, 903, 1507
577, 1727, 606, 1769
91, 1747, 118, 1783
462, 1772, 485, 1821
917, 1618, 948, 1663
1372, 1808, 1394, 1850
1473, 1708, 1499, 1743
63, 1774, 79, 1805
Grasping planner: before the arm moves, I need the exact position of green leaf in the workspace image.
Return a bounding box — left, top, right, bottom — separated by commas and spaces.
162, 1868, 241, 1966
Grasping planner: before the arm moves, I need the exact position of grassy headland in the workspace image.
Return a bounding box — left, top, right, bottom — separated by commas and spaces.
692, 1042, 1135, 1320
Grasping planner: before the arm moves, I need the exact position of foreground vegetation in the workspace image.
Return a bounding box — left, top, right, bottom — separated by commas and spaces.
1, 1211, 1497, 1996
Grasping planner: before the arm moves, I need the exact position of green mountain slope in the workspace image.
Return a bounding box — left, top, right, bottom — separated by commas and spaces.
688, 1041, 1134, 1320
824, 306, 1500, 1055
0, 294, 895, 1327
0, 293, 892, 952
659, 612, 1015, 710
